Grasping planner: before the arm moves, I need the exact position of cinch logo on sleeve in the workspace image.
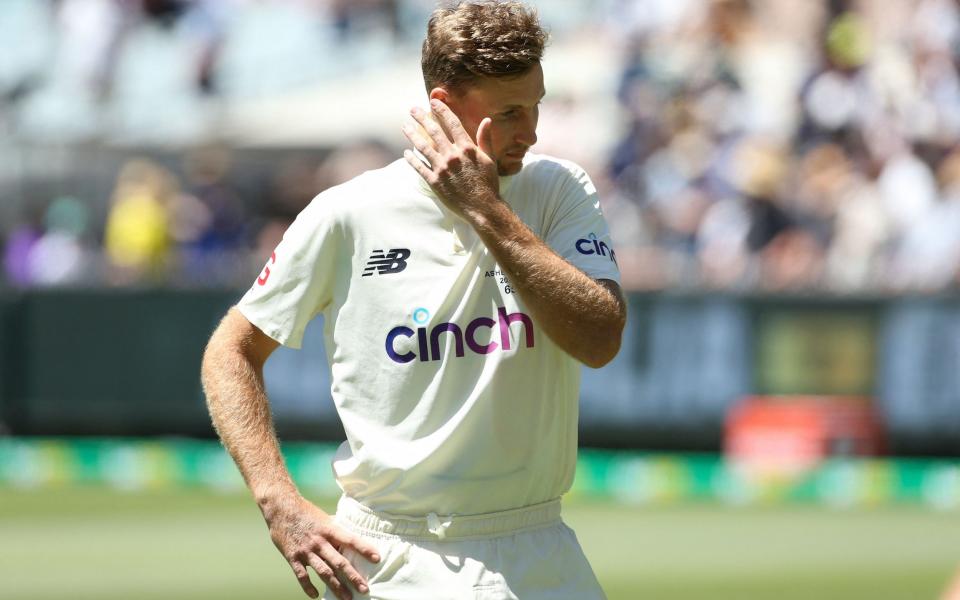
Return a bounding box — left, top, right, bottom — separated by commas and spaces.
575, 233, 617, 265
363, 248, 411, 277
385, 307, 535, 363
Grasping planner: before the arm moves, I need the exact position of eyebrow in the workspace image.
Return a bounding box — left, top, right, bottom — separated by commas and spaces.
502, 90, 547, 111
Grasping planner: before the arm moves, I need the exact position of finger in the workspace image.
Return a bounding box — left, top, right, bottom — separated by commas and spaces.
410, 106, 451, 149
306, 553, 351, 600
332, 530, 381, 564
404, 149, 435, 185
430, 99, 472, 145
318, 542, 369, 596
477, 117, 494, 160
290, 560, 320, 599
401, 122, 439, 163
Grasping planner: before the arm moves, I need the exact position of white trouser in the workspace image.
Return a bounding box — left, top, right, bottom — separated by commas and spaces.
325, 495, 607, 600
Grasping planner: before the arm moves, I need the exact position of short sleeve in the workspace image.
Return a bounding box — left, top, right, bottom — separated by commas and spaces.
542, 161, 621, 283
236, 196, 344, 349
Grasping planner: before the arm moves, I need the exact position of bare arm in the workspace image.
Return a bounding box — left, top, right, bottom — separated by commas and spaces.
465, 202, 626, 368
202, 307, 286, 501
402, 101, 626, 367
201, 307, 379, 600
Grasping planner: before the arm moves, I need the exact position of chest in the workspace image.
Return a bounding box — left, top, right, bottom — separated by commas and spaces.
337, 195, 538, 342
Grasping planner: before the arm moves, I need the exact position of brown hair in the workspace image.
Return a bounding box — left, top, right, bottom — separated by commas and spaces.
421, 1, 548, 93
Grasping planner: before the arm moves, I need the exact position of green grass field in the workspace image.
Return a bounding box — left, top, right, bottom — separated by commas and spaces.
1, 486, 957, 600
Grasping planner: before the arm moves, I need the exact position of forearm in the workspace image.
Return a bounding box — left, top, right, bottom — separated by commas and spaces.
400, 99, 625, 366
466, 198, 626, 367
202, 312, 379, 598
201, 325, 297, 508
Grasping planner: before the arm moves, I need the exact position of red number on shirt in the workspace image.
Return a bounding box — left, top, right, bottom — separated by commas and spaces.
257, 252, 277, 286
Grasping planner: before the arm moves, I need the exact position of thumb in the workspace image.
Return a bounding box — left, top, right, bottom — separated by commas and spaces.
477, 117, 494, 159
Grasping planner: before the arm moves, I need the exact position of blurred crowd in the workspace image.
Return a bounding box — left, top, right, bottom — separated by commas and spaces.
3, 0, 960, 293
601, 0, 960, 293
2, 142, 395, 287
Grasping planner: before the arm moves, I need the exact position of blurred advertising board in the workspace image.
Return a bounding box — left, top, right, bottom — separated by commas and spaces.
1, 291, 960, 454
2, 437, 958, 510
725, 395, 885, 478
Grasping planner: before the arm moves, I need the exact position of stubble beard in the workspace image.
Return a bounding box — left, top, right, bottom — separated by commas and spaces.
496, 157, 525, 177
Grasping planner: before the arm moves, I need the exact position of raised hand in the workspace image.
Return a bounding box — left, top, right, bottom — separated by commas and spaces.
402, 99, 503, 223
262, 493, 380, 600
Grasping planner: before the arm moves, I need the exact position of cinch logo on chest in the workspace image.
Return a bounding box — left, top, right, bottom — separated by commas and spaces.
363, 248, 411, 277
385, 307, 535, 364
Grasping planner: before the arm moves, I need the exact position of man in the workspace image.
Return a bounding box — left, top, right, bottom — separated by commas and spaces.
201, 2, 626, 598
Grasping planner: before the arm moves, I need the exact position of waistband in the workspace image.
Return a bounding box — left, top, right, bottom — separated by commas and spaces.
334, 495, 562, 542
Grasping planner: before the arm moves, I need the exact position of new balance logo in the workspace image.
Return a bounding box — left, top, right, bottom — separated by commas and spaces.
363, 248, 411, 277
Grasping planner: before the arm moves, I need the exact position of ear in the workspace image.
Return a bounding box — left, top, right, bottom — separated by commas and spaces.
429, 87, 451, 104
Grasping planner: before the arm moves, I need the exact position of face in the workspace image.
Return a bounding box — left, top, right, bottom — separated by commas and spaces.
432, 63, 545, 176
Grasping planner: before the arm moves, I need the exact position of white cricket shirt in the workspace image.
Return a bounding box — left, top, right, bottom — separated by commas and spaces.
237, 153, 621, 516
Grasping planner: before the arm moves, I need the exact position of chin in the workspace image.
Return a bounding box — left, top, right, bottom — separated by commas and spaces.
497, 158, 525, 176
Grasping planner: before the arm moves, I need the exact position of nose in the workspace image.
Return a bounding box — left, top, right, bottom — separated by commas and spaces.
515, 112, 537, 148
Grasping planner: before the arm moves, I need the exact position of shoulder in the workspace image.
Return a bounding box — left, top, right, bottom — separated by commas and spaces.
311, 158, 409, 205
517, 153, 595, 191
515, 153, 597, 202
520, 153, 589, 178
299, 158, 409, 221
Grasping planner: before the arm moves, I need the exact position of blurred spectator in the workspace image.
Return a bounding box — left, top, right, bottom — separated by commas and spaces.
104, 159, 176, 284
3, 208, 45, 287
268, 156, 326, 222
3, 197, 97, 287
169, 146, 248, 286
314, 140, 394, 189
29, 195, 97, 286
888, 148, 960, 291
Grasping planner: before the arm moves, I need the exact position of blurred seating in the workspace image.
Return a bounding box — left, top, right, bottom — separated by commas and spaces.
3, 0, 960, 293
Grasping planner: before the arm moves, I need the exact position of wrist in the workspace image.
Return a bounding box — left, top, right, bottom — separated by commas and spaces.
464, 193, 511, 234
253, 480, 300, 514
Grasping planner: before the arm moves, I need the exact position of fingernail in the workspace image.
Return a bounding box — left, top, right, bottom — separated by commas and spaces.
359, 584, 369, 593
430, 99, 439, 108
410, 106, 421, 116
372, 554, 380, 562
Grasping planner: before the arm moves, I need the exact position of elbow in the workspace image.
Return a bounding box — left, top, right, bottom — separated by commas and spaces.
581, 319, 625, 369
581, 356, 609, 369
581, 283, 627, 369
582, 336, 621, 369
